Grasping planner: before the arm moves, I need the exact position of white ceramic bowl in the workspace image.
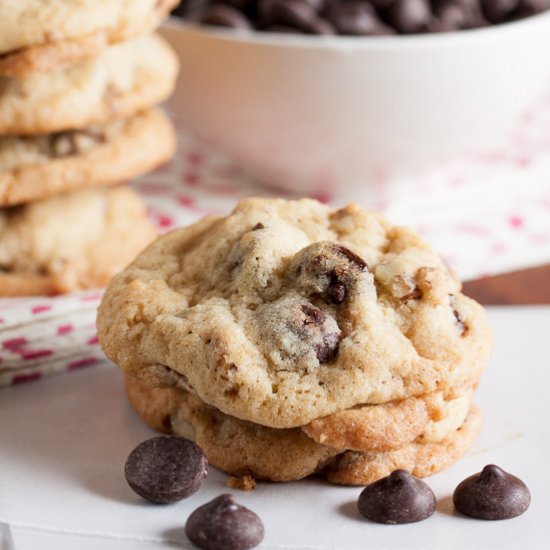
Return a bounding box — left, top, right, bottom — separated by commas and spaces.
163, 13, 550, 193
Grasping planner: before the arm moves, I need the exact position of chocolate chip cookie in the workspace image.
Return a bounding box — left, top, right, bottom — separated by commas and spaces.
125, 374, 482, 484
0, 185, 156, 296
98, 198, 492, 429
0, 108, 175, 206
0, 33, 178, 136
0, 0, 178, 76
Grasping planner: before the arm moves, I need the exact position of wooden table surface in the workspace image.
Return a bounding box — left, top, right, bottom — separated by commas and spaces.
463, 264, 550, 305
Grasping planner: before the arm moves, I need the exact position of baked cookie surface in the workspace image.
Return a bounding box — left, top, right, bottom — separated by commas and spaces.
0, 108, 176, 206
0, 33, 178, 136
0, 0, 178, 75
0, 185, 157, 296
98, 198, 492, 428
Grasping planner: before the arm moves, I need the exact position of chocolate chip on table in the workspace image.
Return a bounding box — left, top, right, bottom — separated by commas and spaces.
125, 436, 208, 504
357, 469, 437, 524
185, 494, 265, 550
453, 464, 531, 520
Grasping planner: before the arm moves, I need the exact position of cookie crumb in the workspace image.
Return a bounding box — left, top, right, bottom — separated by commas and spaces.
226, 474, 257, 491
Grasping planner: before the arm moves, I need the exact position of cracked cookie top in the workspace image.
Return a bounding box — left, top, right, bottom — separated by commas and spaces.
97, 198, 492, 428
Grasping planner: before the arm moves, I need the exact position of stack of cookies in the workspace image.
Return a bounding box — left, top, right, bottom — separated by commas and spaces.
98, 198, 493, 485
0, 1, 179, 297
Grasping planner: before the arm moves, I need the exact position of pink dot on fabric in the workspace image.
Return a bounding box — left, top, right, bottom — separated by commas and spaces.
509, 215, 525, 229
68, 357, 99, 370
0, 318, 5, 324
22, 349, 54, 360
157, 214, 174, 229
87, 335, 99, 345
57, 324, 74, 335
187, 151, 203, 166
516, 156, 531, 167
12, 372, 42, 385
81, 293, 102, 302
31, 305, 52, 314
3, 337, 28, 350
491, 243, 507, 254
184, 172, 199, 186
178, 196, 195, 208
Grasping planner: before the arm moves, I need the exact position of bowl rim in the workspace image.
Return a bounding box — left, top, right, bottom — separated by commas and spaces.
166, 10, 550, 50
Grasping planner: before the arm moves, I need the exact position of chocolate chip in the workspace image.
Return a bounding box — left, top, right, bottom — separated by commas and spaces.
357, 469, 436, 524
430, 0, 471, 30
517, 0, 550, 15
300, 303, 341, 361
292, 241, 369, 305
327, 0, 395, 35
175, 0, 549, 33
124, 436, 208, 504
449, 294, 466, 335
259, 0, 335, 33
333, 243, 368, 271
301, 303, 327, 324
251, 222, 265, 230
480, 0, 520, 20
327, 276, 347, 304
453, 465, 531, 520
200, 4, 253, 27
185, 494, 265, 550
384, 0, 432, 33
432, 0, 487, 29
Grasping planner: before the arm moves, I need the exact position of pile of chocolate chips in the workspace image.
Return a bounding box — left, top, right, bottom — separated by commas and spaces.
173, 0, 550, 35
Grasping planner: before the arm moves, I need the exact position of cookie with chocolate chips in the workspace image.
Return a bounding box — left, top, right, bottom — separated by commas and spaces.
0, 185, 157, 296
0, 33, 178, 136
0, 109, 176, 206
0, 0, 178, 77
98, 198, 492, 431
125, 375, 480, 484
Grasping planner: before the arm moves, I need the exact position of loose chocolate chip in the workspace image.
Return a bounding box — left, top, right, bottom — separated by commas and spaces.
453, 465, 531, 520
481, 0, 520, 20
357, 469, 436, 524
185, 494, 265, 550
384, 0, 432, 33
125, 436, 208, 504
200, 4, 253, 27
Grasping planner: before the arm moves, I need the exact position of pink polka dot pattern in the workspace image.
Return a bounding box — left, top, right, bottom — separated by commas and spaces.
0, 290, 107, 386
3, 94, 550, 385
